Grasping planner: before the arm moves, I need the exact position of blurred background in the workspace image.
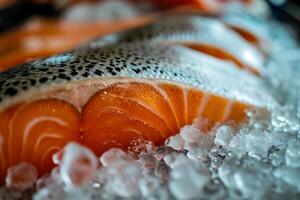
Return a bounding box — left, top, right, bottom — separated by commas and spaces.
0, 0, 299, 71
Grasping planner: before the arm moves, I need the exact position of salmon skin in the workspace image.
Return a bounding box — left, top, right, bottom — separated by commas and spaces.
0, 42, 274, 110
221, 13, 269, 48
0, 42, 277, 180
107, 15, 264, 75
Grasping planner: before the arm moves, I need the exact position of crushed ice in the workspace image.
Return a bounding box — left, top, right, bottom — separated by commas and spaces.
2, 5, 300, 200
3, 101, 298, 200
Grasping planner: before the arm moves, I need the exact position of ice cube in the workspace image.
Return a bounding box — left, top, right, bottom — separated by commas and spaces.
209, 147, 226, 170
65, 187, 92, 200
58, 142, 98, 188
285, 141, 300, 167
183, 129, 214, 160
165, 134, 185, 151
163, 152, 188, 169
106, 161, 142, 198
202, 180, 227, 200
242, 156, 272, 174
234, 168, 270, 199
5, 162, 38, 191
180, 125, 201, 143
169, 164, 210, 199
246, 131, 272, 159
218, 158, 240, 189
139, 177, 161, 197
274, 166, 300, 191
100, 148, 130, 166
214, 125, 234, 149
271, 109, 300, 133
34, 184, 66, 200
269, 150, 285, 166
169, 177, 200, 200
228, 132, 248, 158
265, 131, 290, 150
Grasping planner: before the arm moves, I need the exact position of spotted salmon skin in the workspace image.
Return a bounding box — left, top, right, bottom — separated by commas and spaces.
110, 15, 264, 75
0, 42, 276, 180
221, 13, 269, 48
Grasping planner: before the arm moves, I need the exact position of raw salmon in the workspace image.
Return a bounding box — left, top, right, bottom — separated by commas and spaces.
0, 42, 276, 181
0, 16, 155, 71
0, 99, 81, 183
222, 13, 269, 48
149, 0, 254, 14
114, 15, 264, 75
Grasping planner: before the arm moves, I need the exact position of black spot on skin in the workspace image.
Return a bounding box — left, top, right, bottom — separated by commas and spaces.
30, 79, 36, 86
82, 72, 89, 78
86, 64, 94, 69
39, 77, 48, 83
12, 81, 20, 86
58, 74, 71, 81
5, 88, 17, 96
71, 71, 78, 76
132, 69, 141, 74
94, 70, 103, 76
6, 75, 16, 79
21, 71, 30, 77
106, 67, 113, 72
39, 68, 48, 72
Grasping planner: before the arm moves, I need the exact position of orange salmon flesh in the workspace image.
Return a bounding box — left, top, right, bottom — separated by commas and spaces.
178, 43, 260, 75
0, 17, 155, 72
0, 79, 253, 182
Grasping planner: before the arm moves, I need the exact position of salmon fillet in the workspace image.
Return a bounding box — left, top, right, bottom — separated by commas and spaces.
0, 42, 276, 181
112, 15, 264, 75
